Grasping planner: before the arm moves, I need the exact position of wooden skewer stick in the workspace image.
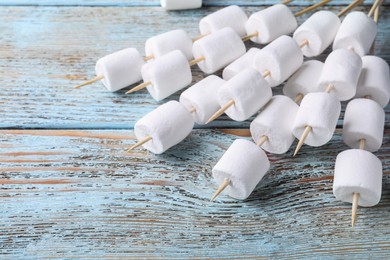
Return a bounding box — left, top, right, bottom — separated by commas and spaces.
351, 138, 366, 226
374, 4, 380, 23
281, 0, 294, 4
192, 34, 209, 42
188, 106, 197, 113
189, 56, 206, 66
74, 75, 104, 89
144, 55, 154, 62
359, 138, 366, 150
242, 31, 259, 42
293, 126, 312, 156
337, 0, 364, 17
206, 99, 235, 124
299, 39, 309, 49
294, 0, 332, 17
368, 0, 382, 17
126, 135, 152, 152
211, 178, 231, 201
256, 135, 268, 146
325, 83, 334, 93
125, 81, 152, 94
294, 93, 304, 104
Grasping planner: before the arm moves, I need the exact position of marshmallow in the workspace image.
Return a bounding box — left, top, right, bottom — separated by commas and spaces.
193, 27, 246, 74
355, 56, 390, 108
212, 139, 270, 200
141, 50, 192, 101
293, 11, 341, 57
253, 35, 303, 87
250, 95, 299, 154
134, 101, 194, 154
145, 29, 193, 60
222, 48, 261, 80
218, 68, 272, 121
318, 49, 362, 101
283, 60, 324, 101
343, 98, 385, 152
199, 5, 248, 37
180, 75, 226, 125
333, 149, 382, 207
333, 11, 377, 56
245, 4, 297, 44
95, 48, 144, 92
292, 92, 341, 146
160, 0, 202, 10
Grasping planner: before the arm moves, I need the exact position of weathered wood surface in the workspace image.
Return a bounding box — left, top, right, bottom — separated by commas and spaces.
0, 129, 389, 258
0, 5, 389, 129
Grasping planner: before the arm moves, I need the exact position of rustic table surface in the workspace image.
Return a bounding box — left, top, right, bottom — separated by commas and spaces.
1, 0, 389, 259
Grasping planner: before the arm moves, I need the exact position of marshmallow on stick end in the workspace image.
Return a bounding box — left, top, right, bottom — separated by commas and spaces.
160, 0, 202, 11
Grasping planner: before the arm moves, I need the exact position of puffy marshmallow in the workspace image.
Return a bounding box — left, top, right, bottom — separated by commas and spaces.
253, 35, 303, 87
134, 101, 194, 154
283, 60, 324, 101
343, 98, 385, 152
212, 139, 270, 200
333, 149, 382, 207
145, 29, 193, 60
95, 48, 144, 92
293, 92, 341, 146
193, 27, 246, 74
141, 50, 192, 101
222, 48, 261, 80
199, 5, 248, 37
180, 75, 226, 125
318, 49, 362, 101
333, 12, 377, 56
293, 11, 340, 57
160, 0, 202, 10
250, 95, 299, 154
245, 4, 297, 44
355, 56, 390, 107
218, 68, 272, 121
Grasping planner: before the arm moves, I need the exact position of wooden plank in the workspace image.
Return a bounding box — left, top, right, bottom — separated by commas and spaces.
0, 129, 389, 258
0, 5, 389, 129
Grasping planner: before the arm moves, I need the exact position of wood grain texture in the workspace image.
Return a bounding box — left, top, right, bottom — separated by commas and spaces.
0, 5, 389, 129
0, 129, 389, 258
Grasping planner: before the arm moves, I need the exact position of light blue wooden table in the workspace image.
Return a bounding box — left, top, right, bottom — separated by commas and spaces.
0, 1, 389, 258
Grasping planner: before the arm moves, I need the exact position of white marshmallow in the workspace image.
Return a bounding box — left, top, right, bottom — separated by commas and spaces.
212, 139, 270, 200
179, 75, 226, 125
318, 49, 362, 101
333, 11, 377, 56
253, 35, 303, 87
134, 101, 194, 154
141, 50, 192, 101
95, 48, 144, 92
283, 60, 324, 101
222, 48, 261, 80
199, 5, 248, 37
355, 56, 390, 108
218, 68, 272, 121
343, 98, 385, 152
160, 0, 202, 10
245, 4, 297, 44
250, 95, 299, 154
145, 29, 193, 60
293, 11, 341, 57
293, 92, 341, 146
333, 149, 382, 207
193, 27, 246, 74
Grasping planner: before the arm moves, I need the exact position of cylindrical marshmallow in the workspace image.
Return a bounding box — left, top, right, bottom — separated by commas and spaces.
160, 0, 202, 10
179, 75, 226, 125
222, 48, 261, 80
134, 101, 194, 154
193, 27, 246, 74
141, 50, 192, 101
333, 149, 382, 207
218, 68, 272, 121
283, 60, 324, 101
318, 49, 362, 101
292, 92, 341, 146
293, 11, 341, 57
145, 29, 193, 60
333, 11, 377, 57
343, 98, 385, 152
250, 95, 299, 154
212, 139, 270, 200
253, 35, 303, 87
199, 5, 248, 37
355, 56, 390, 107
245, 4, 297, 44
95, 48, 144, 92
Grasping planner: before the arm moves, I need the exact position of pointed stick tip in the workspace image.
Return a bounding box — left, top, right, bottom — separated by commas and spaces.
210, 178, 231, 202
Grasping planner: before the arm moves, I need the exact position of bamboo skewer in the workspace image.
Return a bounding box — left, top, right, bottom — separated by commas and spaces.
74, 75, 104, 89
337, 0, 364, 17
294, 0, 332, 17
